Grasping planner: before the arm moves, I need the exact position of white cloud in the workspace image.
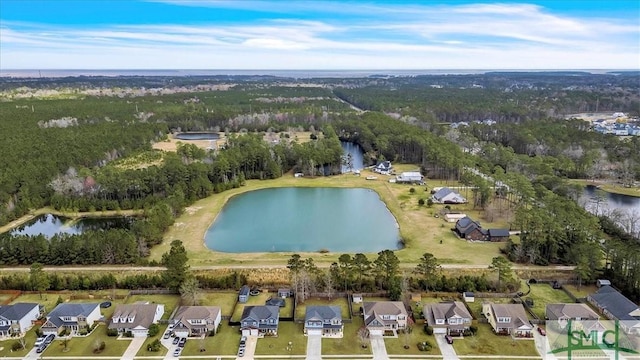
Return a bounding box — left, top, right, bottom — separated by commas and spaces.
1, 2, 638, 69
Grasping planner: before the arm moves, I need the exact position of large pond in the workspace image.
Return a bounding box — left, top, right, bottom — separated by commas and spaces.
8, 214, 133, 238
174, 132, 220, 140
205, 187, 401, 253
341, 141, 365, 173
580, 185, 640, 214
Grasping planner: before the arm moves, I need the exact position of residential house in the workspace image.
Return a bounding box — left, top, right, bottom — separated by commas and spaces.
238, 285, 250, 303
613, 123, 629, 136
240, 306, 279, 336
454, 217, 486, 241
172, 306, 221, 337
629, 126, 640, 136
546, 303, 601, 332
304, 306, 343, 337
374, 161, 392, 175
432, 187, 467, 204
588, 286, 640, 334
487, 228, 510, 242
41, 303, 102, 336
277, 289, 290, 298
363, 301, 408, 336
109, 302, 164, 337
424, 301, 473, 335
395, 171, 424, 184
0, 303, 40, 338
482, 303, 533, 338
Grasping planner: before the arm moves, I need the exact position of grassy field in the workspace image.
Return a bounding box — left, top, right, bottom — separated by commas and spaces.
452, 323, 538, 356
42, 324, 130, 357
199, 291, 238, 316
150, 166, 509, 267
0, 328, 38, 358
466, 298, 514, 319
321, 316, 371, 355
294, 297, 351, 320
136, 324, 169, 357
385, 328, 442, 355
525, 284, 575, 319
125, 294, 180, 320
254, 322, 306, 355
231, 292, 272, 322
563, 284, 597, 299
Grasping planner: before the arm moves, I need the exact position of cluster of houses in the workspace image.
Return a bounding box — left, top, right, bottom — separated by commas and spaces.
592, 121, 640, 136
453, 216, 511, 242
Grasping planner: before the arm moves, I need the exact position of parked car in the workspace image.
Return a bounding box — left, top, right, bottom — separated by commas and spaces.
538, 327, 546, 336
173, 347, 182, 357
34, 337, 46, 346
172, 337, 180, 345
44, 334, 55, 345
163, 331, 171, 339
238, 347, 245, 357
178, 337, 187, 348
36, 343, 47, 353
240, 335, 247, 345
445, 335, 454, 344
100, 301, 112, 308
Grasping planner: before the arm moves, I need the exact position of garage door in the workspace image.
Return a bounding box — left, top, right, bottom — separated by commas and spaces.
307, 329, 322, 336
368, 329, 383, 336
242, 329, 258, 336
433, 327, 447, 334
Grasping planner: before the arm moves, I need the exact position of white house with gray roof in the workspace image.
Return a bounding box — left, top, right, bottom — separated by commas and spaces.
363, 301, 408, 336
0, 303, 40, 338
304, 306, 343, 337
41, 303, 102, 336
432, 187, 467, 204
171, 306, 221, 337
109, 302, 164, 337
424, 301, 472, 335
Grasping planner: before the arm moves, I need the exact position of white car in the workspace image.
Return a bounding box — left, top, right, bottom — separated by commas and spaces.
173, 347, 183, 357
34, 337, 46, 347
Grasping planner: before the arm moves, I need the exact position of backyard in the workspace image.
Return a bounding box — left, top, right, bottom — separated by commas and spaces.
199, 291, 238, 316
563, 284, 597, 299
294, 296, 351, 320
254, 322, 306, 355
452, 322, 538, 356
125, 294, 180, 320
231, 292, 272, 322
525, 283, 575, 319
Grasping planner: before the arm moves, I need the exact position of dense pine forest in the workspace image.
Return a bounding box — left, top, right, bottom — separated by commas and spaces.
1, 72, 639, 301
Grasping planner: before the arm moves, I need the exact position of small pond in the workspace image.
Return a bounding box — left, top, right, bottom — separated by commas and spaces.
8, 214, 134, 238
580, 185, 640, 214
341, 141, 365, 173
174, 132, 220, 140
205, 187, 401, 253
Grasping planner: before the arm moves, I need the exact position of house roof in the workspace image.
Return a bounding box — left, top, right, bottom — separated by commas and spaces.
375, 161, 391, 170
0, 303, 39, 321
590, 286, 640, 321
239, 285, 250, 296
455, 217, 482, 235
424, 301, 472, 326
172, 306, 220, 331
463, 292, 474, 297
305, 306, 341, 323
241, 305, 279, 324
433, 187, 454, 201
265, 298, 285, 307
109, 303, 162, 330
546, 303, 599, 321
488, 229, 510, 237
44, 303, 100, 328
363, 301, 407, 327
489, 303, 532, 330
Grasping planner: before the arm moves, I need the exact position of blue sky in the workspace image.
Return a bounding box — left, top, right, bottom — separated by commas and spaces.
1, 0, 639, 69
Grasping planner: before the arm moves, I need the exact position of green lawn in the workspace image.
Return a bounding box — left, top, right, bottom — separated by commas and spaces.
231, 292, 271, 322
0, 328, 38, 358
452, 323, 538, 356
12, 290, 130, 316
254, 322, 306, 355
181, 323, 243, 356
135, 324, 169, 357
466, 298, 513, 319
199, 291, 238, 317
295, 297, 351, 320
125, 294, 180, 320
385, 328, 442, 355
0, 293, 13, 304
525, 284, 574, 319
563, 284, 597, 299
322, 316, 371, 355
42, 324, 130, 357
279, 298, 294, 318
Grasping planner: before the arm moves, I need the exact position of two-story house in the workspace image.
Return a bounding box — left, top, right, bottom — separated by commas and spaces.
0, 303, 40, 338
41, 303, 102, 336
108, 302, 164, 337
240, 305, 279, 337
304, 306, 343, 337
482, 302, 533, 338
363, 301, 408, 336
424, 301, 472, 336
172, 306, 221, 337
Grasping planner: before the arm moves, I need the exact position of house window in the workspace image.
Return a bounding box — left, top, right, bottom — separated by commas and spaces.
62, 316, 72, 321
436, 319, 445, 325
497, 317, 510, 323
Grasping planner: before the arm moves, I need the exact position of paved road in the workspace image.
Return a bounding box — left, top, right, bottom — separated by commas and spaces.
369, 335, 388, 360
434, 334, 459, 360
306, 334, 322, 360
121, 337, 144, 360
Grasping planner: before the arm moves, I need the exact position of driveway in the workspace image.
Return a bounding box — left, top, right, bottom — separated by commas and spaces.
369, 334, 388, 360
306, 334, 322, 360
121, 337, 145, 360
434, 334, 459, 360
237, 335, 258, 360
23, 345, 41, 360
534, 326, 556, 360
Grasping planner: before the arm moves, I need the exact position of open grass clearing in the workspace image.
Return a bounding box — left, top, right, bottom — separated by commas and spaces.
125, 294, 180, 320
231, 292, 271, 322
452, 322, 538, 356
294, 297, 351, 320
563, 284, 597, 299
0, 328, 37, 358
321, 316, 371, 355
42, 324, 130, 357
525, 283, 575, 319
136, 323, 169, 357
198, 291, 237, 317
254, 322, 306, 355
151, 171, 508, 267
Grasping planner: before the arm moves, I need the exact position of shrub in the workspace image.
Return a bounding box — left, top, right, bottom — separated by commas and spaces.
93, 340, 106, 353
106, 328, 119, 337
424, 326, 434, 335
125, 331, 133, 338
417, 341, 433, 351
148, 323, 159, 337
409, 187, 416, 194
147, 339, 162, 352
470, 325, 478, 335
463, 329, 472, 337
11, 341, 24, 351
418, 198, 425, 206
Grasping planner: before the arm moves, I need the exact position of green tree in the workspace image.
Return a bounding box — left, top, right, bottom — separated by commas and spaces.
374, 250, 400, 290
162, 240, 189, 291
179, 277, 201, 306
29, 263, 49, 299
489, 256, 513, 291
414, 253, 440, 290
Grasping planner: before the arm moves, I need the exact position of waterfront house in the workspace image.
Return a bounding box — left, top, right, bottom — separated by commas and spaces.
395, 171, 424, 184
304, 306, 343, 337
454, 217, 486, 241
374, 161, 392, 175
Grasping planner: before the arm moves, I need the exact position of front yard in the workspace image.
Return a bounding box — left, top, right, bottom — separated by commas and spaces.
0, 328, 37, 358
135, 324, 169, 357
385, 327, 442, 355
321, 317, 371, 355
451, 322, 538, 356
42, 324, 130, 357
183, 323, 243, 356
254, 322, 306, 355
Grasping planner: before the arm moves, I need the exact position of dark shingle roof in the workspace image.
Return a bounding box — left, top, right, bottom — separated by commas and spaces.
0, 303, 39, 321
488, 229, 510, 237
305, 306, 341, 323
590, 286, 640, 321
239, 285, 250, 296
44, 303, 100, 328
241, 305, 279, 323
